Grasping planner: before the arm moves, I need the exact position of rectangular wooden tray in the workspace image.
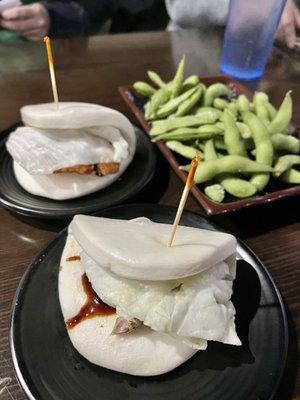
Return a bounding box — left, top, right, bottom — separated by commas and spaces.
119, 76, 300, 215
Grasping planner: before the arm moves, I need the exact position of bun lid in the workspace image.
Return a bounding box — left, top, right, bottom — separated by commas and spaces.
70, 215, 237, 281
22, 102, 130, 129
21, 102, 135, 147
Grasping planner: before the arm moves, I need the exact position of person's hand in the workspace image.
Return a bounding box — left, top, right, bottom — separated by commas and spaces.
276, 0, 300, 48
0, 3, 50, 41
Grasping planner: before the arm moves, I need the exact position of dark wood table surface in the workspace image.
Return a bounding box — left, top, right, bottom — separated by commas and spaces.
0, 29, 299, 400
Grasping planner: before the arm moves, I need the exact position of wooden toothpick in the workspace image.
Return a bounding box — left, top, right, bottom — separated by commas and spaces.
167, 154, 200, 247
44, 36, 59, 109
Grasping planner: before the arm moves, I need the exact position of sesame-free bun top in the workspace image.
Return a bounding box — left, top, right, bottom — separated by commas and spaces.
70, 215, 236, 281
21, 102, 134, 141
21, 102, 126, 129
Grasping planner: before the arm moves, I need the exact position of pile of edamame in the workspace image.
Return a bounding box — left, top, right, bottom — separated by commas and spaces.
133, 56, 300, 203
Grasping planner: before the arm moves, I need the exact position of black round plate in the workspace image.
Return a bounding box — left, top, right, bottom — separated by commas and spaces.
0, 125, 156, 219
10, 204, 288, 400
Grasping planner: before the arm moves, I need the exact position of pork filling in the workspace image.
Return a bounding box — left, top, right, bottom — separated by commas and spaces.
54, 162, 120, 176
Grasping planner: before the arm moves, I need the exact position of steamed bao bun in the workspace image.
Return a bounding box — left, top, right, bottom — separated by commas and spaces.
59, 234, 197, 376
59, 216, 241, 376
6, 102, 136, 200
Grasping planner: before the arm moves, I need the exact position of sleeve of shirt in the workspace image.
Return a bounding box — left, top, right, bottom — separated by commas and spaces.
42, 0, 119, 38
165, 0, 230, 28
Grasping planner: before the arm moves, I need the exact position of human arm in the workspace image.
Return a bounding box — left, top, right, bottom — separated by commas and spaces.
0, 0, 118, 40
165, 0, 230, 28
276, 0, 300, 48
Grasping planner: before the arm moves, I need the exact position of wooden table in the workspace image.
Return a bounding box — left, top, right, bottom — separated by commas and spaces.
0, 29, 299, 400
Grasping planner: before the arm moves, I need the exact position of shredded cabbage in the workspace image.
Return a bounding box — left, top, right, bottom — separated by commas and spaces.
6, 126, 129, 174
81, 251, 241, 349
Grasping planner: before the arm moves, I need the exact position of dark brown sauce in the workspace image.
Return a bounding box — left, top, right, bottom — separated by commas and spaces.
66, 255, 81, 262
66, 273, 115, 330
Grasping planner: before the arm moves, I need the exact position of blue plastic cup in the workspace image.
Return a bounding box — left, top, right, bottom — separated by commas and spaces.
220, 0, 287, 81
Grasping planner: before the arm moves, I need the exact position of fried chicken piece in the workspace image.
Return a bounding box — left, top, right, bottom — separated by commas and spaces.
54, 164, 94, 175
96, 162, 120, 176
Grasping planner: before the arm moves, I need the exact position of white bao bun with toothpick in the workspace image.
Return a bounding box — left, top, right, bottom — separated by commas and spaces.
60, 232, 197, 376
6, 102, 136, 200
59, 215, 240, 376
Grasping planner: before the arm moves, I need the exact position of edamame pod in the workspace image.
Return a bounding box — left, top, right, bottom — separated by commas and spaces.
253, 92, 269, 122
153, 124, 223, 142
204, 139, 218, 161
203, 83, 231, 107
147, 71, 166, 88
236, 94, 250, 113
279, 168, 300, 184
216, 121, 225, 130
236, 122, 252, 139
265, 101, 277, 120
204, 138, 257, 198
150, 113, 219, 136
253, 92, 269, 102
199, 83, 207, 95
145, 87, 170, 120
133, 81, 156, 97
166, 140, 202, 159
273, 154, 300, 177
193, 155, 273, 184
182, 75, 200, 90
156, 86, 198, 118
213, 98, 229, 110
171, 56, 185, 98
214, 137, 227, 150
144, 101, 151, 120
219, 109, 237, 122
227, 101, 238, 118
271, 133, 300, 154
198, 125, 223, 134
223, 110, 247, 156
269, 91, 293, 134
219, 174, 257, 198
204, 184, 225, 202
197, 107, 222, 118
243, 112, 273, 191
175, 88, 203, 117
